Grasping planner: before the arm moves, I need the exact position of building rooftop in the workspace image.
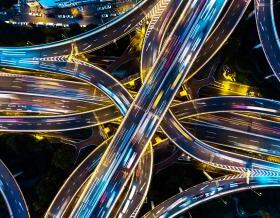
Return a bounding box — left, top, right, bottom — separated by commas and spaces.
39, 0, 98, 9
39, 0, 57, 8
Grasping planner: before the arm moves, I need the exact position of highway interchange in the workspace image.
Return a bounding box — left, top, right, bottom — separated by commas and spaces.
0, 0, 280, 217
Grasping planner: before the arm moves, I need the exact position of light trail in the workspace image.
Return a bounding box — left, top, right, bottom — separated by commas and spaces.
0, 0, 279, 217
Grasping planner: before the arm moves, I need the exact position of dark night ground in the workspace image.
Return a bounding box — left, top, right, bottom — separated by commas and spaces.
0, 0, 17, 9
